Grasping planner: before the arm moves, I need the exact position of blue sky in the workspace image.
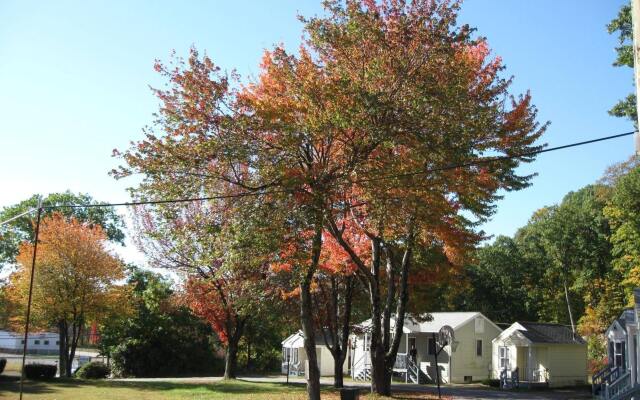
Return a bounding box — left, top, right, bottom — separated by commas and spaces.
0, 0, 634, 263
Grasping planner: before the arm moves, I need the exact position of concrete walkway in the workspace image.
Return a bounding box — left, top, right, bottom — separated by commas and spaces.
113, 375, 592, 399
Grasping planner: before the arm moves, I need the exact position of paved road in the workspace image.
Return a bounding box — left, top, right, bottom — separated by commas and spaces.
113, 375, 592, 399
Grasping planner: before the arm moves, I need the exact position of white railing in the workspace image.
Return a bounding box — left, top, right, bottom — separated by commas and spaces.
606, 371, 631, 400
518, 367, 548, 383
593, 365, 621, 398
352, 351, 370, 380
281, 361, 303, 376
406, 356, 419, 383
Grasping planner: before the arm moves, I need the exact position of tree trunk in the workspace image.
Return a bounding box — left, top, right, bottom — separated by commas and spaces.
246, 335, 251, 371
369, 238, 389, 395
224, 337, 239, 379
374, 223, 415, 396
300, 214, 323, 400
223, 317, 245, 379
67, 322, 82, 377
334, 277, 354, 388
58, 320, 68, 378
300, 273, 321, 400
332, 348, 345, 388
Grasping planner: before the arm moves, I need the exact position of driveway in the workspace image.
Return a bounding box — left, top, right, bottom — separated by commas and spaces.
113, 375, 592, 399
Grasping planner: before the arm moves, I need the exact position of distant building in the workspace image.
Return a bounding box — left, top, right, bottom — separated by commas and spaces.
492, 322, 587, 388
350, 312, 502, 384
281, 330, 347, 377
0, 330, 59, 355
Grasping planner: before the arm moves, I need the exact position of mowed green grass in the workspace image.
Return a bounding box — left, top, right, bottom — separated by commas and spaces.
0, 378, 444, 400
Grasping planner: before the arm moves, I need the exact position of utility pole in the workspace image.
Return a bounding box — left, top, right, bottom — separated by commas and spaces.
632, 0, 640, 154
19, 197, 43, 400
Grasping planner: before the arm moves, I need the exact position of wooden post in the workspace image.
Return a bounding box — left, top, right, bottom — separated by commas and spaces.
405, 333, 408, 383
286, 352, 290, 384
433, 333, 441, 399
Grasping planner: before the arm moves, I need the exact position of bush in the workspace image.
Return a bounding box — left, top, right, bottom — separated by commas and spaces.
0, 358, 6, 374
75, 361, 110, 379
24, 364, 57, 380
481, 378, 500, 387
110, 335, 222, 378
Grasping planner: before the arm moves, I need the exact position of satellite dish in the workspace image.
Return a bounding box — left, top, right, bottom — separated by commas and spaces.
438, 325, 455, 347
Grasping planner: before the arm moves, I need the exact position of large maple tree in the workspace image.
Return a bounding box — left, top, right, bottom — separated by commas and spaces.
115, 1, 546, 397
8, 214, 125, 377
300, 0, 546, 394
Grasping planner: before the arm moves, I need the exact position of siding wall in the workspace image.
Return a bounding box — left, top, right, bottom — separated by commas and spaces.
450, 316, 501, 382
490, 341, 587, 387
318, 346, 348, 376
546, 344, 588, 387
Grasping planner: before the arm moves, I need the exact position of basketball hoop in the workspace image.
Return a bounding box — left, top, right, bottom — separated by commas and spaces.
438, 325, 455, 347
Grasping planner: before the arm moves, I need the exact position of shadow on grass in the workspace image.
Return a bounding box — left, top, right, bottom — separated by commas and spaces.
0, 377, 451, 399
0, 377, 307, 397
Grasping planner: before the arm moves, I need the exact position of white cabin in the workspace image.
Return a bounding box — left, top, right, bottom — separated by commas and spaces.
281, 330, 348, 377
492, 322, 587, 388
350, 312, 502, 384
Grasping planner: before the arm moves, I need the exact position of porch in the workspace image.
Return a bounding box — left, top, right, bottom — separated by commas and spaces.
281, 346, 305, 376
497, 344, 549, 388
351, 351, 420, 383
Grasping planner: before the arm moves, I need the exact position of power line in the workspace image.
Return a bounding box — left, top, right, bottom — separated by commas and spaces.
0, 129, 636, 225
355, 130, 637, 183
0, 208, 37, 227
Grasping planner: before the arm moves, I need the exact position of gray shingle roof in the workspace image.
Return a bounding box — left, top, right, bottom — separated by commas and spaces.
618, 309, 636, 330
516, 322, 586, 345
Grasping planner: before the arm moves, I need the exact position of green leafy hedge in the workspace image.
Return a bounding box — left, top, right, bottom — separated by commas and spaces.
24, 364, 57, 380
75, 361, 110, 379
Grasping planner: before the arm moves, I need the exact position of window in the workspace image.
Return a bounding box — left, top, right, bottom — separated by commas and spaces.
21, 340, 25, 344
614, 342, 626, 368
499, 346, 510, 369
476, 339, 483, 357
293, 348, 299, 364
44, 340, 49, 345
34, 340, 40, 345
55, 341, 60, 345
475, 318, 485, 334
428, 337, 436, 355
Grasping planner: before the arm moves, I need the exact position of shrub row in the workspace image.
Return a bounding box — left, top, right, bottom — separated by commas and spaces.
24, 364, 56, 380
75, 361, 110, 379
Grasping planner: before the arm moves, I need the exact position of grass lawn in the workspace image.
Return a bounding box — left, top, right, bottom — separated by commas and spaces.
0, 378, 446, 399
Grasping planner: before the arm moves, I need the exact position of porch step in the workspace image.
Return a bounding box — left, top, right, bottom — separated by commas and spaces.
609, 384, 640, 400
354, 368, 370, 381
